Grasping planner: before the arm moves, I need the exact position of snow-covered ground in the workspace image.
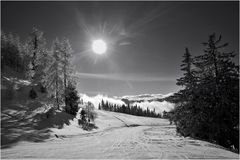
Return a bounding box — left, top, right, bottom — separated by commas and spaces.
1, 110, 239, 159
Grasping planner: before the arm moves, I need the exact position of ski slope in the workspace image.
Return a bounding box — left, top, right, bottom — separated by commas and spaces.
1, 110, 239, 159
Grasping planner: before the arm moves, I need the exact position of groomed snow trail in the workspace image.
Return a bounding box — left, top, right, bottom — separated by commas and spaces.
1, 111, 239, 159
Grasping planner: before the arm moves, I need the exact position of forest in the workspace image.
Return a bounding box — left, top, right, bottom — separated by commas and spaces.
1, 28, 80, 116
168, 33, 239, 152
98, 99, 162, 118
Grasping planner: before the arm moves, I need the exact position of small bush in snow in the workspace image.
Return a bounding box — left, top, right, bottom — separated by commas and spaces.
86, 102, 97, 122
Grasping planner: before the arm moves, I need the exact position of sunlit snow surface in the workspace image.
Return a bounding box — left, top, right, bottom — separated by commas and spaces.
1, 110, 239, 159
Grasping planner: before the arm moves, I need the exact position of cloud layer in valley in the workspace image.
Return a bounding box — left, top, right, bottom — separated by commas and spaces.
80, 93, 175, 114
80, 94, 125, 109
132, 101, 174, 113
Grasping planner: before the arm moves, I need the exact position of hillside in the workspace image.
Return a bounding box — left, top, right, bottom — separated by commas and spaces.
2, 107, 239, 159
1, 75, 239, 159
1, 74, 53, 148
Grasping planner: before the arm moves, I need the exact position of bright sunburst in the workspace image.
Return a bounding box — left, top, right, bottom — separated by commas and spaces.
92, 39, 107, 55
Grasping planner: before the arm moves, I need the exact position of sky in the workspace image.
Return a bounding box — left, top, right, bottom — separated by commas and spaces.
2, 1, 239, 97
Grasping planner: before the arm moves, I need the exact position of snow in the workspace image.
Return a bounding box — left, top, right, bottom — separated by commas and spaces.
1, 110, 239, 159
49, 109, 166, 137
1, 76, 238, 159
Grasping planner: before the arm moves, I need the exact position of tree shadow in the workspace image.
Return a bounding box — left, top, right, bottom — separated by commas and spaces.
1, 108, 75, 149
78, 119, 98, 131
35, 111, 75, 130
1, 128, 52, 149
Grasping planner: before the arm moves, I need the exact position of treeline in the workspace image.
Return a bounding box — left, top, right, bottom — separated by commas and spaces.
98, 100, 162, 118
1, 28, 79, 115
170, 33, 239, 152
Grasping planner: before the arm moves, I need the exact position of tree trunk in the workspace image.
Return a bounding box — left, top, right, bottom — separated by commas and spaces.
56, 70, 59, 110
32, 35, 38, 73
64, 53, 67, 107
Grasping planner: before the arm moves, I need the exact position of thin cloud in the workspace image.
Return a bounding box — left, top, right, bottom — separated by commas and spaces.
75, 72, 176, 82
119, 41, 131, 46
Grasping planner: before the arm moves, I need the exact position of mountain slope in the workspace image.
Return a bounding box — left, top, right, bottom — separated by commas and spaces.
2, 109, 239, 159
1, 76, 238, 159
1, 74, 54, 148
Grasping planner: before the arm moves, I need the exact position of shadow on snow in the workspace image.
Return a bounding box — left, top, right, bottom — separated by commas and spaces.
1, 104, 75, 149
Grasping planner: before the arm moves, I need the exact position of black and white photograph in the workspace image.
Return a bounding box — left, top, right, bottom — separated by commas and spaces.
1, 1, 239, 159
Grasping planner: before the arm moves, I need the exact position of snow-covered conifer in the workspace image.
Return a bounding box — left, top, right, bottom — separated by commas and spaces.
46, 38, 64, 110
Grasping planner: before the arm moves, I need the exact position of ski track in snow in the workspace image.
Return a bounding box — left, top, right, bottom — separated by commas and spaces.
1, 110, 239, 159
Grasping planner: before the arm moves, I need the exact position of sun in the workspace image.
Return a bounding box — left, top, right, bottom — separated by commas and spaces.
92, 39, 107, 54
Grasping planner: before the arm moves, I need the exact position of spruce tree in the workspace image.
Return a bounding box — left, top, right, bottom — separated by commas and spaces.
173, 33, 239, 151
194, 33, 239, 149
173, 48, 197, 136
176, 48, 196, 102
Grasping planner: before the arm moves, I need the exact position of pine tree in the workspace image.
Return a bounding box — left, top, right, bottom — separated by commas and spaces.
46, 38, 64, 110
101, 99, 105, 110
176, 48, 196, 102
172, 48, 197, 136
1, 31, 25, 75
173, 33, 239, 151
194, 33, 239, 149
60, 38, 74, 107
98, 103, 101, 110
25, 28, 47, 83
37, 50, 52, 89
106, 101, 109, 110
65, 83, 80, 116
